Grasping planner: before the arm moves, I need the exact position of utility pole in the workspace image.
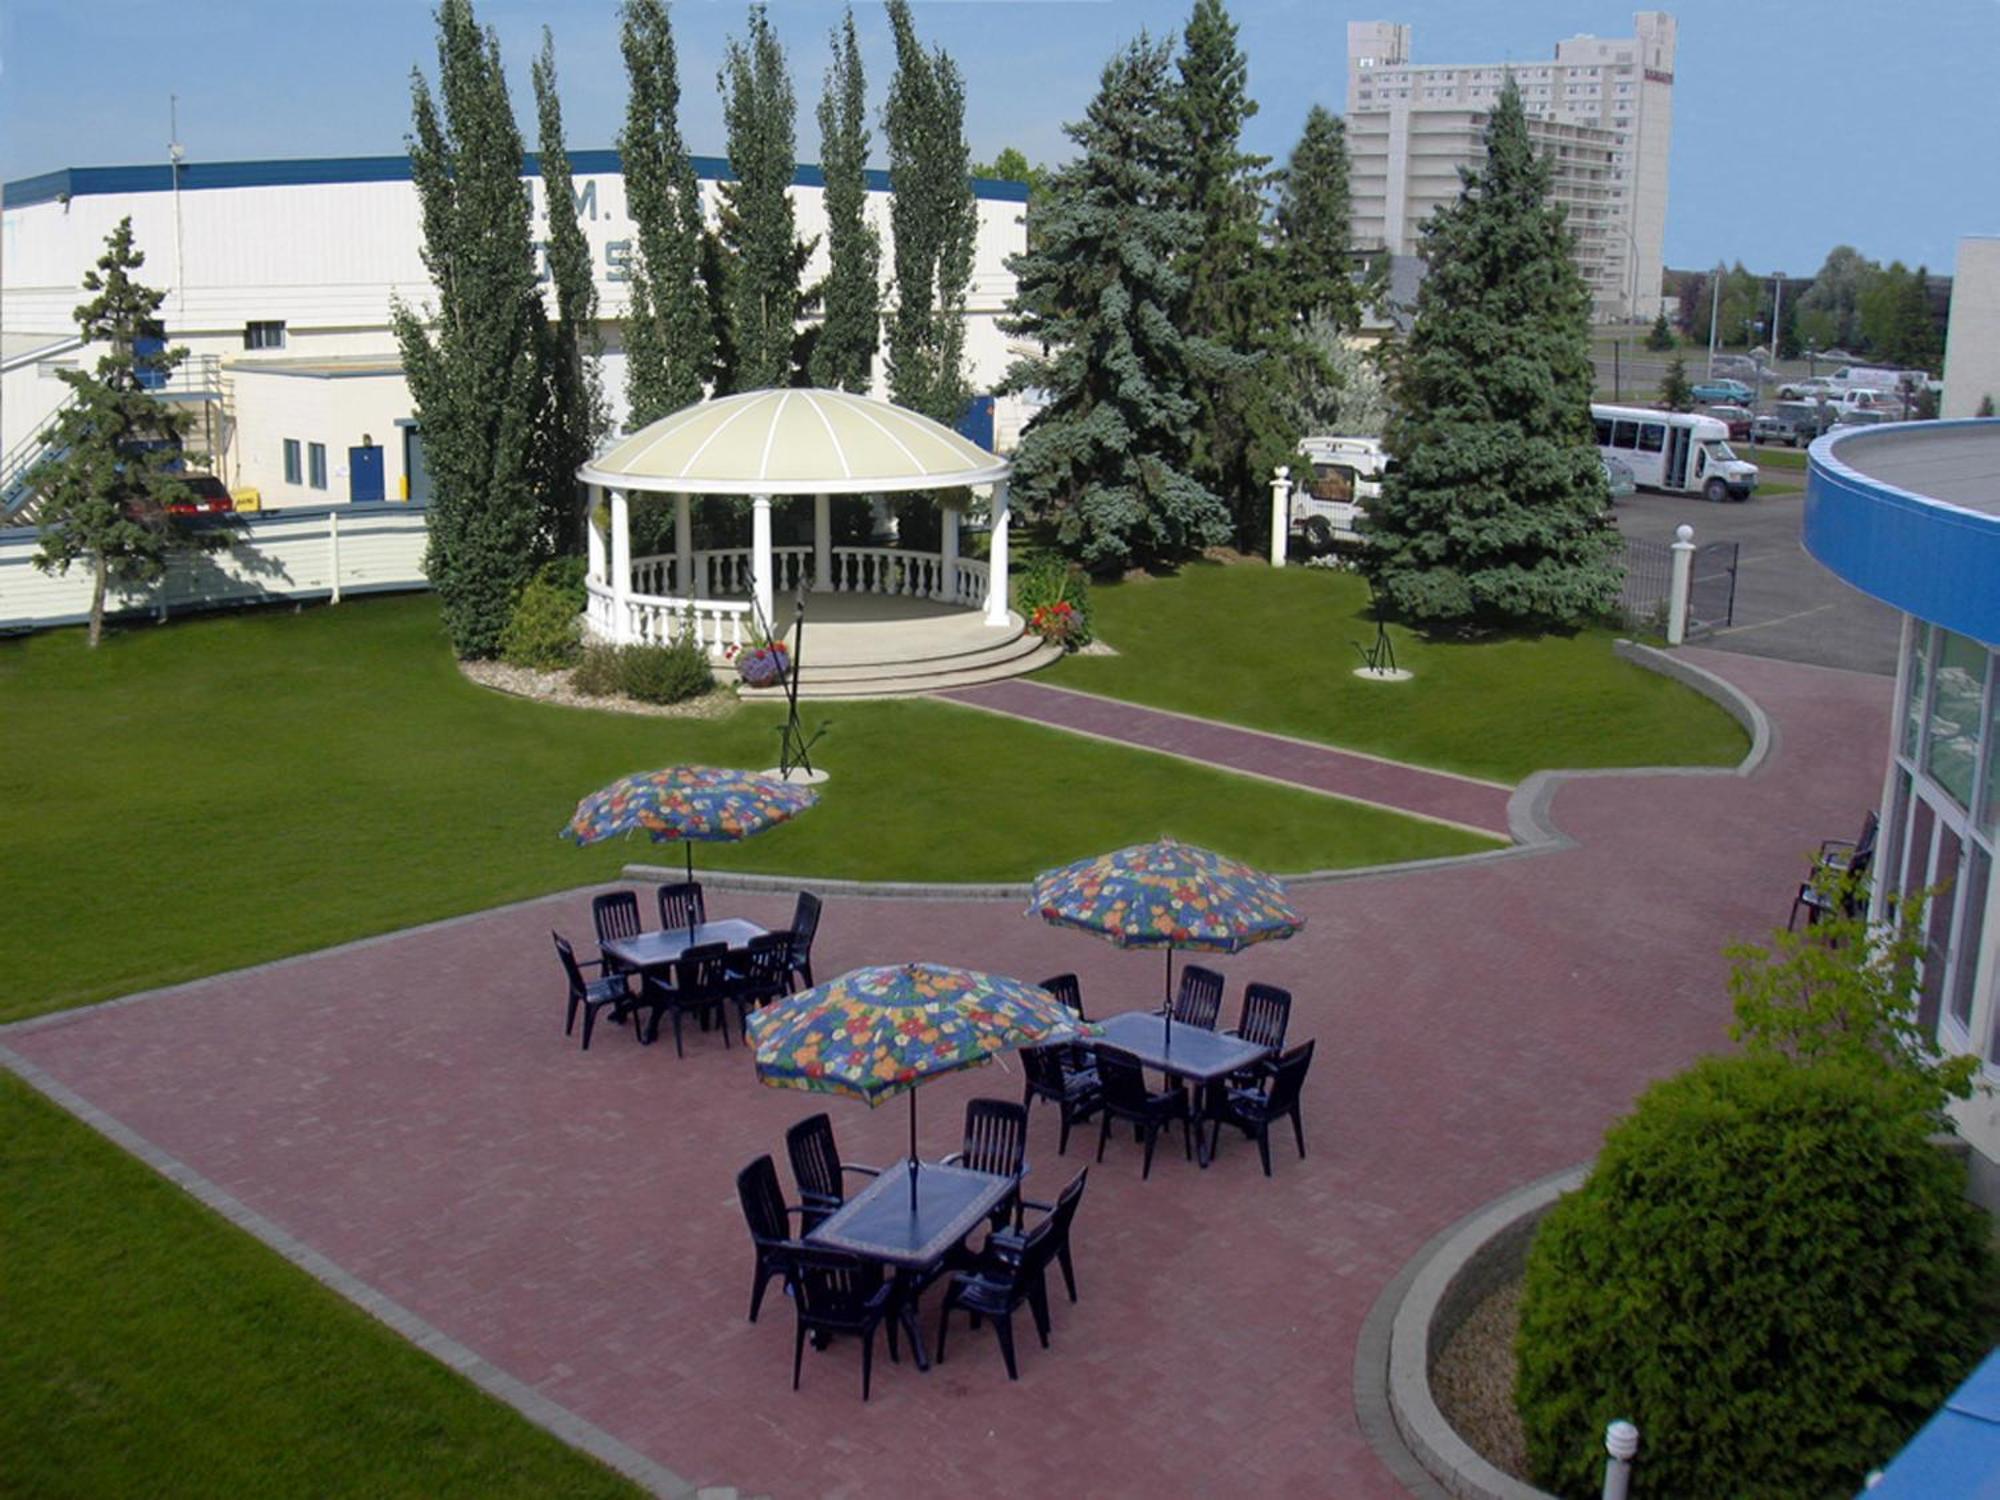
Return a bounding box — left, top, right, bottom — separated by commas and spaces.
1705, 261, 1722, 380
1771, 271, 1784, 381
169, 95, 186, 318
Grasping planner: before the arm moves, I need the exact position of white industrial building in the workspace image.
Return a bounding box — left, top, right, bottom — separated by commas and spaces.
1, 152, 1029, 515
1345, 12, 1676, 323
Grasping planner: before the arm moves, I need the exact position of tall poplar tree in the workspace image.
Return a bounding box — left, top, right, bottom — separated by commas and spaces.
1003, 35, 1229, 574
619, 0, 712, 426
392, 0, 549, 659
32, 219, 221, 648
1274, 105, 1361, 331
810, 8, 880, 394
1361, 80, 1619, 630
717, 5, 809, 392
533, 28, 606, 555
1172, 0, 1296, 548
883, 0, 975, 425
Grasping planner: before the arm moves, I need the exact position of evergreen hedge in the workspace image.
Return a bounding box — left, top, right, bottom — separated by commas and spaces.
1516, 1053, 1994, 1499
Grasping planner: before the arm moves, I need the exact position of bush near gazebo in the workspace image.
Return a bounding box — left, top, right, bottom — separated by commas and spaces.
1516, 899, 1995, 1498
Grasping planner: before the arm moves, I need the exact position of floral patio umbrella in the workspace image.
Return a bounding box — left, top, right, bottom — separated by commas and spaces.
563, 765, 819, 889
746, 962, 1088, 1209
1029, 836, 1304, 1031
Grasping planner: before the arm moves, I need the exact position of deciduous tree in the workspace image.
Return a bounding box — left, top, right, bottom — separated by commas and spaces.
810, 8, 880, 393
717, 4, 810, 391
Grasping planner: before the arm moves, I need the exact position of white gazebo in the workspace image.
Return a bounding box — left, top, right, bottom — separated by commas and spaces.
578, 388, 1016, 672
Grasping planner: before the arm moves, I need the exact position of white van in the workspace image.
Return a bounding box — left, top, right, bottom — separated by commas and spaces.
1590, 405, 1759, 502
1290, 436, 1388, 548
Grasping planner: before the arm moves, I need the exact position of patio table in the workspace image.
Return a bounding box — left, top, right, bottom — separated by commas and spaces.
807, 1161, 1014, 1371
1091, 1010, 1271, 1168
599, 918, 769, 977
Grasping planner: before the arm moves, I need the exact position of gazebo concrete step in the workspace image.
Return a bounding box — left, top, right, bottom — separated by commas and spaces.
755, 626, 1047, 686
739, 636, 1065, 700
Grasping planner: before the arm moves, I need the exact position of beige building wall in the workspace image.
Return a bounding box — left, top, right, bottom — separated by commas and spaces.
1942, 236, 2000, 419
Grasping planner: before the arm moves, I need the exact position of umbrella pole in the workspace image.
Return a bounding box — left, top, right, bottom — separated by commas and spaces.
908, 1090, 920, 1213
1163, 946, 1174, 1055
684, 845, 696, 934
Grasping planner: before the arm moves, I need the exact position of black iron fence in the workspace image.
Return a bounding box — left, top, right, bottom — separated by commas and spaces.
1616, 536, 1739, 639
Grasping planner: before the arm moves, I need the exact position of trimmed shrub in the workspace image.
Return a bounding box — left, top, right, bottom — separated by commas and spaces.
571, 641, 622, 698
1015, 555, 1094, 648
536, 555, 587, 612
499, 578, 582, 670
614, 638, 713, 705
1516, 1054, 1994, 1499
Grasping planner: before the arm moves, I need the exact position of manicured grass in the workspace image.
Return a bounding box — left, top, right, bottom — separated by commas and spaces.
0, 1074, 642, 1500
1046, 565, 1749, 782
0, 594, 1492, 1022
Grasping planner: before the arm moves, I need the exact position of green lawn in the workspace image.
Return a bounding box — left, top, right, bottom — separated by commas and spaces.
0, 593, 1493, 1023
1047, 565, 1749, 782
0, 1074, 642, 1500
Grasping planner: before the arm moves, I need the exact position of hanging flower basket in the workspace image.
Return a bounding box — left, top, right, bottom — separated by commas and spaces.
736, 642, 790, 688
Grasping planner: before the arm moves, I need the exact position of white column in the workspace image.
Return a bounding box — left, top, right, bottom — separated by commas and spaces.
673, 493, 693, 598
610, 487, 631, 643
750, 492, 775, 632
939, 504, 960, 602
813, 492, 832, 592
984, 478, 1011, 627
585, 484, 606, 584
1666, 522, 1694, 646
1269, 466, 1291, 568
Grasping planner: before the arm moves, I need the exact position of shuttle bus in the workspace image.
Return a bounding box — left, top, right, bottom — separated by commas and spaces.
1590, 405, 1759, 502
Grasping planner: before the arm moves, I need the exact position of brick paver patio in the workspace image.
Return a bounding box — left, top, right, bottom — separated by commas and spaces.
3, 648, 1888, 1498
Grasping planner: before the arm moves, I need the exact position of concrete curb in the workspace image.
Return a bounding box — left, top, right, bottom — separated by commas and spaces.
1357, 1165, 1589, 1500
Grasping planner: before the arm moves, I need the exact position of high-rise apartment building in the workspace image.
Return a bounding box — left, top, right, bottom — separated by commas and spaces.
1345, 13, 1676, 322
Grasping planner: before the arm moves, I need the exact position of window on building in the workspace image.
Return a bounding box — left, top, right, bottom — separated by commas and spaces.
283, 439, 302, 486
1928, 632, 1987, 810
243, 320, 286, 350
308, 442, 328, 490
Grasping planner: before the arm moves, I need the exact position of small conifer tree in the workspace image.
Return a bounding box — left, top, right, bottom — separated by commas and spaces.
1658, 352, 1694, 412
1645, 311, 1674, 351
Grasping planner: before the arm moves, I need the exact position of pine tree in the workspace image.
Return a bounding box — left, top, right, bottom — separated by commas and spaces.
31, 219, 222, 648
392, 0, 550, 659
810, 8, 880, 394
533, 28, 606, 556
1645, 312, 1674, 351
1361, 79, 1620, 631
1002, 34, 1230, 574
1658, 352, 1693, 411
1170, 0, 1294, 550
1274, 105, 1360, 331
883, 0, 976, 425
619, 0, 712, 426
716, 5, 810, 392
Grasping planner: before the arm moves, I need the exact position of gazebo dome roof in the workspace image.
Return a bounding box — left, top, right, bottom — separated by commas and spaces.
579, 387, 1009, 497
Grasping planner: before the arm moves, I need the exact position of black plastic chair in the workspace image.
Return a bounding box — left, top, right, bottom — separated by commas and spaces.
991, 1168, 1088, 1308
944, 1098, 1029, 1227
1021, 1043, 1102, 1157
728, 931, 793, 1035
1172, 965, 1224, 1030
1094, 1051, 1191, 1179
1223, 982, 1292, 1085
789, 1247, 898, 1401
1207, 1039, 1316, 1177
785, 1112, 882, 1234
935, 1186, 1070, 1380
552, 932, 631, 1051
644, 941, 733, 1056
786, 891, 823, 992
591, 890, 644, 975
656, 880, 706, 932
1039, 972, 1088, 1022
735, 1154, 806, 1323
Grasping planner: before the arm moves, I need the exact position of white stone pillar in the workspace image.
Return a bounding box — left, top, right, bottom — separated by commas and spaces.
610, 487, 632, 644
939, 504, 960, 602
813, 492, 832, 592
586, 484, 606, 584
673, 493, 693, 598
1270, 466, 1291, 568
750, 492, 775, 632
1666, 523, 1695, 646
984, 478, 1011, 627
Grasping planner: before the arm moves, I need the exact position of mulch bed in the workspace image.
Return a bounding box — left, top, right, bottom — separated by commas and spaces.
459, 659, 737, 719
1430, 1276, 1535, 1485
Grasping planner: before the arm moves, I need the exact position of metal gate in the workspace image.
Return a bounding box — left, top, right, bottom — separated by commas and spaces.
1617, 537, 1674, 633
1687, 540, 1739, 637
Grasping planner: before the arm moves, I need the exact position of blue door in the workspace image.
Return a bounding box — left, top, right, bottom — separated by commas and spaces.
348, 445, 385, 503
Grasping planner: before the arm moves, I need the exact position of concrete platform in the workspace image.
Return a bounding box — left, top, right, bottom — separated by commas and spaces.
742, 593, 1063, 699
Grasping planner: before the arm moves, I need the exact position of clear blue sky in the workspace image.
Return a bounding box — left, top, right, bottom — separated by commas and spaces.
3, 1, 1994, 276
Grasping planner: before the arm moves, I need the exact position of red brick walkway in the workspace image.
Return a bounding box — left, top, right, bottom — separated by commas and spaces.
3, 649, 1888, 1498
939, 679, 1516, 837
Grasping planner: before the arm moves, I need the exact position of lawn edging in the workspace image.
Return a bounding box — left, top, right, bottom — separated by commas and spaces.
1355, 1164, 1588, 1500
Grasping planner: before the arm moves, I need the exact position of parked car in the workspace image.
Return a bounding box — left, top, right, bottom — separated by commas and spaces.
1690, 378, 1755, 406
166, 474, 236, 515
1703, 404, 1754, 441
1601, 453, 1636, 500
1776, 376, 1839, 402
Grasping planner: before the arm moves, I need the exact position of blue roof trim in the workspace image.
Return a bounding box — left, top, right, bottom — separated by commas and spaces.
4, 154, 1029, 209
1803, 418, 2000, 648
